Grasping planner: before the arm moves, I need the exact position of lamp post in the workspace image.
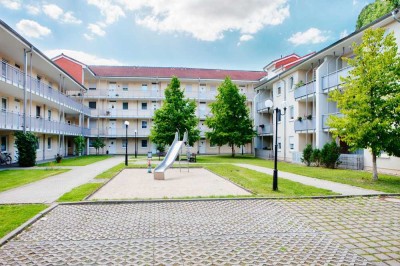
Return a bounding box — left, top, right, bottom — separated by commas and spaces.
265, 99, 286, 191
124, 121, 129, 166
134, 129, 137, 158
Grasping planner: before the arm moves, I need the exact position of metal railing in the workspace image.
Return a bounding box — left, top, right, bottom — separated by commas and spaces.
339, 154, 364, 170
254, 148, 274, 159
0, 61, 90, 116
257, 124, 273, 135
89, 128, 150, 137
322, 113, 344, 129
90, 109, 155, 118
0, 110, 89, 136
294, 81, 316, 99
294, 118, 316, 131
321, 66, 352, 91
291, 151, 303, 164
256, 98, 273, 112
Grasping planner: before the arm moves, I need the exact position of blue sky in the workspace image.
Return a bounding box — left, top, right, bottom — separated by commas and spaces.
0, 0, 373, 70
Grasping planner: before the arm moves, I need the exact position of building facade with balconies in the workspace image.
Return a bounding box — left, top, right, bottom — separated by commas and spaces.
254, 13, 400, 174
53, 56, 266, 155
0, 19, 90, 162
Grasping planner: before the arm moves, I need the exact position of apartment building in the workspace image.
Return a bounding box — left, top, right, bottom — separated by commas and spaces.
0, 19, 90, 162
254, 13, 400, 174
54, 55, 266, 155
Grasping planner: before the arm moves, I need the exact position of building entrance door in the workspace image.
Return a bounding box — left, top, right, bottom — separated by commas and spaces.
108, 139, 116, 154
108, 82, 116, 97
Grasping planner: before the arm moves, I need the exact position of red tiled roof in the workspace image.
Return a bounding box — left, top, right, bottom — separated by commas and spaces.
88, 66, 266, 81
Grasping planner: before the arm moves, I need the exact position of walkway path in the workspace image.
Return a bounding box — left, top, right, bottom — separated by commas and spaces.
0, 156, 124, 204
234, 163, 385, 196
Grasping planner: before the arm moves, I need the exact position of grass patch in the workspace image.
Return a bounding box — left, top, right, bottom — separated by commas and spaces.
0, 169, 69, 193
95, 163, 126, 179
204, 164, 337, 197
57, 183, 103, 202
197, 155, 400, 193
0, 204, 47, 238
38, 155, 111, 166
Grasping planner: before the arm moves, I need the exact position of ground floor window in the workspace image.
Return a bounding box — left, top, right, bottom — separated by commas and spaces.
289, 136, 294, 150
122, 140, 127, 148
1, 136, 7, 151
277, 137, 281, 151
141, 140, 148, 148
47, 137, 52, 150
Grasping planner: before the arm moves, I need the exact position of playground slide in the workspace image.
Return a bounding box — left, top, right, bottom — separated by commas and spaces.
154, 131, 187, 180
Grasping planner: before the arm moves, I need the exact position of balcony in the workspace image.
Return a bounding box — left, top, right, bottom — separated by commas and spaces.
257, 124, 273, 135
82, 89, 162, 99
0, 110, 89, 136
294, 118, 316, 131
90, 128, 150, 137
322, 113, 344, 129
0, 62, 91, 116
256, 98, 273, 112
90, 109, 155, 118
321, 66, 352, 91
294, 82, 315, 100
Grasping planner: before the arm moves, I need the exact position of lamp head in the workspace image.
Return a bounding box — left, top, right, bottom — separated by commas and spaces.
124, 121, 129, 126
264, 99, 273, 113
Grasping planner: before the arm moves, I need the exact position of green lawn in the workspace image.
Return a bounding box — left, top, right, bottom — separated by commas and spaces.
0, 169, 69, 193
197, 155, 400, 193
38, 155, 111, 166
0, 204, 48, 238
57, 183, 103, 202
204, 164, 337, 197
95, 163, 126, 179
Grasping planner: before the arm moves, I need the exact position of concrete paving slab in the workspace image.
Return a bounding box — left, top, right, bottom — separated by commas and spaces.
89, 168, 251, 200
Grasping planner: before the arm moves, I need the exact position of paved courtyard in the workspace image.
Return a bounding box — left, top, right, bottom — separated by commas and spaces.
1, 196, 399, 265
89, 168, 251, 200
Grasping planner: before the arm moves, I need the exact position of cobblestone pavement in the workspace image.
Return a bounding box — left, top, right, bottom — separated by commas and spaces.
0, 197, 399, 265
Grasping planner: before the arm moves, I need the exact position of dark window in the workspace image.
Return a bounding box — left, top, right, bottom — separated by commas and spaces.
123, 102, 128, 110
36, 106, 41, 118
141, 102, 147, 110
141, 140, 148, 147
142, 121, 147, 128
88, 102, 97, 109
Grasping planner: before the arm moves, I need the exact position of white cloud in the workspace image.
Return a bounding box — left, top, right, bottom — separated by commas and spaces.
239, 34, 254, 42
26, 4, 41, 15
340, 29, 349, 39
42, 4, 82, 24
87, 0, 289, 42
83, 33, 94, 40
288, 27, 329, 46
88, 23, 106, 36
0, 0, 21, 10
87, 0, 125, 24
44, 49, 123, 65
16, 19, 51, 38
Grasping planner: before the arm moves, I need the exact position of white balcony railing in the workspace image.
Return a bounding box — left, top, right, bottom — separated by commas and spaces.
294, 118, 316, 131
321, 66, 352, 91
0, 61, 90, 116
90, 109, 155, 118
294, 81, 316, 99
0, 110, 89, 136
257, 124, 273, 135
90, 127, 150, 137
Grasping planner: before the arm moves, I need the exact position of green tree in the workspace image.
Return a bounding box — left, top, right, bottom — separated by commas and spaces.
301, 144, 313, 166
320, 141, 341, 169
92, 137, 105, 155
150, 76, 200, 147
14, 131, 38, 167
356, 0, 397, 30
205, 77, 255, 157
74, 135, 86, 156
328, 28, 400, 180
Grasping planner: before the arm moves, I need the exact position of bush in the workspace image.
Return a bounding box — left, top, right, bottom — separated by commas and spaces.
301, 144, 313, 166
311, 148, 321, 166
14, 131, 38, 167
92, 137, 105, 155
74, 135, 85, 156
320, 141, 341, 169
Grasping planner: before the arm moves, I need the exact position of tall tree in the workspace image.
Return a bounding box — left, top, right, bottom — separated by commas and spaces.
356, 0, 398, 30
328, 28, 400, 180
205, 77, 255, 157
150, 76, 200, 147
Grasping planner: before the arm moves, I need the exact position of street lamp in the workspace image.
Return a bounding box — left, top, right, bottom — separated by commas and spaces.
124, 121, 129, 166
134, 129, 137, 158
265, 99, 286, 191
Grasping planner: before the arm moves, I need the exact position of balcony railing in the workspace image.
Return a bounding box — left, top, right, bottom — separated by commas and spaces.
256, 98, 273, 112
90, 109, 155, 118
294, 81, 316, 99
0, 110, 89, 136
257, 124, 273, 135
322, 113, 344, 129
90, 128, 150, 137
0, 61, 90, 116
321, 66, 352, 91
294, 118, 316, 131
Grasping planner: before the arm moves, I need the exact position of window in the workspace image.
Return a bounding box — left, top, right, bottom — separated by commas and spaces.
1, 98, 7, 112
1, 61, 6, 77
88, 102, 97, 109
277, 112, 281, 122
89, 139, 94, 148
36, 106, 41, 118
1, 136, 7, 152
123, 102, 128, 110
141, 139, 148, 148
122, 84, 128, 91
36, 139, 40, 150
289, 136, 294, 150
289, 77, 294, 90
277, 86, 281, 95
277, 137, 281, 151
152, 83, 158, 90
48, 110, 51, 121
142, 121, 147, 128
141, 84, 148, 91
47, 137, 52, 150
122, 140, 127, 148
88, 83, 96, 90
289, 106, 294, 120
239, 85, 246, 94
141, 102, 147, 110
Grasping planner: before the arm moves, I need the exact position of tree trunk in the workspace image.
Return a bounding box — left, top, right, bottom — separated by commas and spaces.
372, 152, 378, 181
218, 146, 220, 154
231, 145, 235, 157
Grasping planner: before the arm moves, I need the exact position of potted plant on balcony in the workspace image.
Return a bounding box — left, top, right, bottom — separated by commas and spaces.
295, 80, 305, 89
297, 116, 303, 122
306, 114, 312, 120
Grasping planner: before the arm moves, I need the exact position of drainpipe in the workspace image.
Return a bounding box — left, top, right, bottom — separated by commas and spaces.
279, 76, 287, 161
305, 64, 313, 145
29, 50, 33, 131
23, 48, 32, 133
58, 74, 62, 154
253, 88, 260, 155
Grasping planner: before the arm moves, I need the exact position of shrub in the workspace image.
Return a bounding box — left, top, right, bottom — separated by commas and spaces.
301, 144, 313, 166
14, 131, 38, 167
321, 141, 341, 168
74, 135, 85, 156
311, 148, 321, 166
92, 137, 105, 155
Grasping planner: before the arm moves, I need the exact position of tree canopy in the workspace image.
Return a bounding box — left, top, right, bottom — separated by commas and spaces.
328, 28, 400, 180
150, 76, 200, 148
356, 0, 399, 30
205, 77, 255, 157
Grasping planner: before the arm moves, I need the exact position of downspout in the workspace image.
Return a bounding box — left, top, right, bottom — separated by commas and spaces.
305, 64, 313, 145
29, 50, 33, 131
325, 52, 337, 138
23, 48, 32, 133
253, 88, 260, 155
280, 77, 287, 161
58, 74, 62, 154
